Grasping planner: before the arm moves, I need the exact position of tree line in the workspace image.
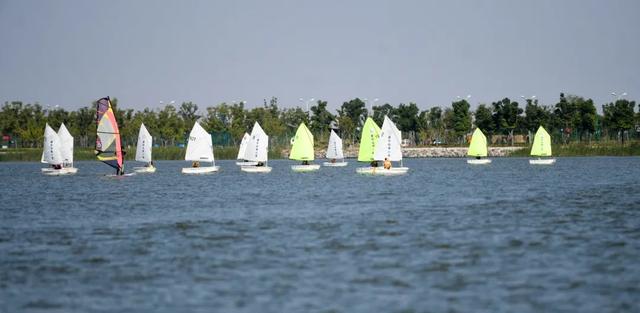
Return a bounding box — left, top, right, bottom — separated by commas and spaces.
1, 93, 638, 149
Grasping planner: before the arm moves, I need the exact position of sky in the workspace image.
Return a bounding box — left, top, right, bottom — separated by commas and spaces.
0, 0, 638, 113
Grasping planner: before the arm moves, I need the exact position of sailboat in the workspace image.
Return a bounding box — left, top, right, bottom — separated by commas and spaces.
236, 132, 257, 166
40, 123, 76, 175
241, 122, 272, 173
530, 126, 556, 165
95, 97, 127, 176
355, 117, 381, 173
466, 128, 492, 164
290, 123, 320, 172
323, 129, 348, 167
133, 123, 156, 173
57, 123, 78, 174
358, 115, 409, 175
41, 124, 64, 176
182, 121, 219, 174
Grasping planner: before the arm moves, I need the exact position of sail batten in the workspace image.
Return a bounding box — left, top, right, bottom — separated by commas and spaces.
95, 97, 123, 171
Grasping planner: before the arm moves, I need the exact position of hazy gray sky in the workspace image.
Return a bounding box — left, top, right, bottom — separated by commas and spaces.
1, 0, 638, 112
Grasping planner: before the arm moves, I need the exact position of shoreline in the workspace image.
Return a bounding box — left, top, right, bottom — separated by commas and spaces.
3, 144, 639, 162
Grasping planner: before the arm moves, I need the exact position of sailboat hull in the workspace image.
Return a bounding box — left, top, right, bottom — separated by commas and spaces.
42, 167, 78, 176
467, 159, 492, 164
323, 161, 348, 167
241, 166, 272, 173
182, 166, 220, 174
133, 166, 156, 173
529, 158, 556, 165
291, 164, 321, 172
236, 161, 259, 166
356, 166, 409, 175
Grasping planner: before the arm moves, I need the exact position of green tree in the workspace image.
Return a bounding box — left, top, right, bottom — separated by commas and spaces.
372, 103, 394, 126
491, 97, 522, 145
451, 99, 472, 143
309, 99, 334, 140
394, 102, 420, 142
602, 99, 636, 143
205, 103, 232, 132
179, 101, 200, 127
474, 104, 493, 134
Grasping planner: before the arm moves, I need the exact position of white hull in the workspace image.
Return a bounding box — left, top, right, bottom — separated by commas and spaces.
356, 166, 409, 175
323, 161, 348, 167
105, 172, 136, 177
42, 167, 78, 176
182, 166, 220, 174
240, 166, 272, 173
236, 161, 258, 166
467, 159, 492, 164
291, 164, 321, 172
133, 166, 156, 173
530, 158, 556, 165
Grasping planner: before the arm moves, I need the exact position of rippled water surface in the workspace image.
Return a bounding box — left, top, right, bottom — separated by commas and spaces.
1, 157, 639, 312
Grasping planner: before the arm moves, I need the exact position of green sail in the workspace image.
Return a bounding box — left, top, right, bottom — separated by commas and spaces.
467, 128, 488, 157
531, 126, 552, 156
358, 117, 381, 162
289, 123, 314, 161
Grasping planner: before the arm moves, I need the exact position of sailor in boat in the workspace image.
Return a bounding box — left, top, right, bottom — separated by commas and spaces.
383, 158, 392, 170
330, 158, 336, 163
53, 164, 62, 170
192, 161, 200, 168
145, 160, 155, 168
370, 160, 378, 168
475, 156, 481, 160
256, 161, 265, 167
302, 160, 309, 166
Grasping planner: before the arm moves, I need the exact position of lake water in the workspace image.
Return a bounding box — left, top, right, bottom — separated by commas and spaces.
1, 157, 639, 312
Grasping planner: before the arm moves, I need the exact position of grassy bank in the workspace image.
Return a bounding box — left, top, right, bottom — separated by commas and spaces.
0, 146, 286, 162
508, 142, 640, 157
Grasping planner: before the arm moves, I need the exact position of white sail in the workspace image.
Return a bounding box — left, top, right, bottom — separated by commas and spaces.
135, 123, 153, 162
373, 116, 403, 161
244, 122, 269, 162
43, 124, 62, 165
185, 122, 214, 162
326, 129, 344, 159
57, 123, 74, 165
237, 133, 250, 160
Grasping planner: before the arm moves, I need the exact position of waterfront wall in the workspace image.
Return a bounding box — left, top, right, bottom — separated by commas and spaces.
282, 146, 524, 158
